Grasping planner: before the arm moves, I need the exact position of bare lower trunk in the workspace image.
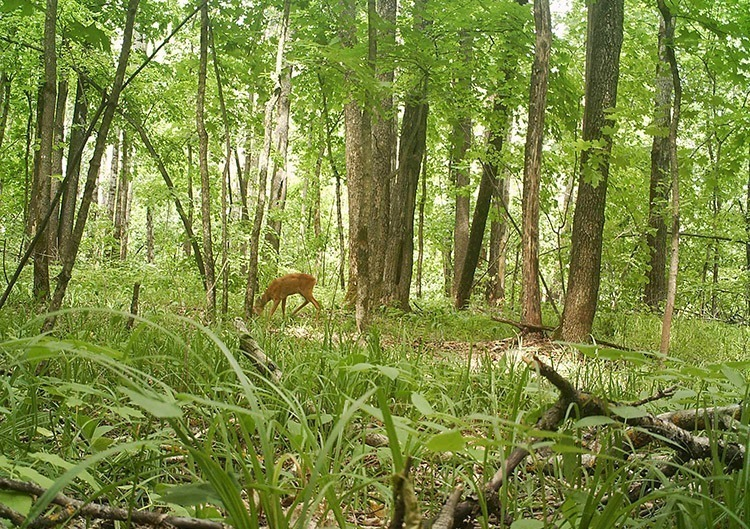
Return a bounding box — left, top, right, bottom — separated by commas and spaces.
49, 78, 68, 260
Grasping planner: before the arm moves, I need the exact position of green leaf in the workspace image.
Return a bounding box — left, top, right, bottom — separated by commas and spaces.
610, 405, 647, 420
411, 392, 435, 416
68, 20, 111, 53
511, 520, 545, 529
1, 0, 38, 15
120, 387, 182, 418
720, 365, 746, 389
574, 415, 616, 428
425, 430, 466, 453
0, 491, 32, 517
158, 483, 223, 507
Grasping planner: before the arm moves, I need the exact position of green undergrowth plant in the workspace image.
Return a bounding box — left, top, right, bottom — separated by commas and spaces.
0, 306, 748, 528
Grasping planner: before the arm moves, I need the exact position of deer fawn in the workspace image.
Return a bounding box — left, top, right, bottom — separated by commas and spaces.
254, 273, 322, 318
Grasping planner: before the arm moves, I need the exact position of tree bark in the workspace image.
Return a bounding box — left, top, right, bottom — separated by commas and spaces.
383, 84, 428, 310
107, 130, 120, 224
146, 206, 154, 263
521, 0, 551, 328
557, 0, 624, 342
370, 0, 397, 305
44, 0, 140, 331
450, 32, 473, 298
30, 0, 58, 303
265, 63, 293, 266
115, 129, 131, 260
57, 78, 87, 264
416, 154, 427, 298
243, 0, 290, 319
48, 78, 68, 260
454, 103, 507, 309
0, 72, 10, 160
487, 176, 510, 305
657, 0, 681, 357
196, 1, 216, 320
643, 18, 672, 310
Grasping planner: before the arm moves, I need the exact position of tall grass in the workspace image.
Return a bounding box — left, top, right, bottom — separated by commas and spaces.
0, 302, 748, 528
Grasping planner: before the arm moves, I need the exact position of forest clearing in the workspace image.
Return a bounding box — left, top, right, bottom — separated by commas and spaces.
1, 0, 749, 527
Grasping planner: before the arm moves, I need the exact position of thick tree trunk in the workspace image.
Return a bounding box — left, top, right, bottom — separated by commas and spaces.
383, 88, 428, 310
521, 0, 551, 328
454, 102, 506, 309
197, 1, 216, 319
643, 19, 672, 310
44, 0, 140, 330
557, 0, 624, 342
58, 77, 88, 263
370, 0, 397, 305
30, 0, 58, 303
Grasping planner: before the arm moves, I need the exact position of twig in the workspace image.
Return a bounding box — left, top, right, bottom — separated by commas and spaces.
0, 478, 227, 529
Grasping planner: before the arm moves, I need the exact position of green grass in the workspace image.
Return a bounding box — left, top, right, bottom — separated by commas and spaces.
1, 265, 749, 528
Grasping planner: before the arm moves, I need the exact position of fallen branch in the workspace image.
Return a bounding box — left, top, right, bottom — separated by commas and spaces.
422, 355, 745, 529
0, 477, 227, 529
233, 317, 282, 382
489, 316, 634, 351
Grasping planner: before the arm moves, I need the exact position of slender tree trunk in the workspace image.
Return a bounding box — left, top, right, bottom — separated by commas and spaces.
126, 113, 207, 286
244, 0, 290, 318
44, 0, 140, 330
49, 77, 68, 260
209, 18, 232, 316
557, 0, 624, 342
146, 205, 154, 263
643, 19, 672, 310
197, 1, 216, 320
521, 0, 551, 329
487, 176, 510, 305
107, 130, 120, 224
58, 77, 88, 263
266, 64, 293, 266
454, 108, 505, 309
184, 143, 194, 257
0, 72, 11, 159
416, 154, 427, 298
116, 129, 131, 260
657, 0, 681, 356
30, 0, 58, 303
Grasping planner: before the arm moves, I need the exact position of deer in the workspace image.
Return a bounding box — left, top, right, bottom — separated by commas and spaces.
254, 273, 322, 318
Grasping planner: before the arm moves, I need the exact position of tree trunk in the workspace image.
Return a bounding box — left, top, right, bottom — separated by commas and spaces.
643, 18, 672, 310
383, 85, 428, 310
146, 205, 154, 263
370, 0, 397, 305
265, 64, 293, 266
116, 129, 131, 260
197, 1, 216, 320
521, 0, 551, 328
107, 130, 120, 224
30, 0, 57, 303
454, 103, 507, 309
416, 154, 427, 298
126, 113, 207, 286
48, 78, 68, 260
319, 72, 346, 290
58, 77, 88, 264
487, 176, 510, 305
0, 72, 11, 159
209, 18, 232, 316
244, 0, 290, 319
557, 0, 624, 342
44, 0, 140, 330
657, 0, 681, 356
184, 143, 194, 257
